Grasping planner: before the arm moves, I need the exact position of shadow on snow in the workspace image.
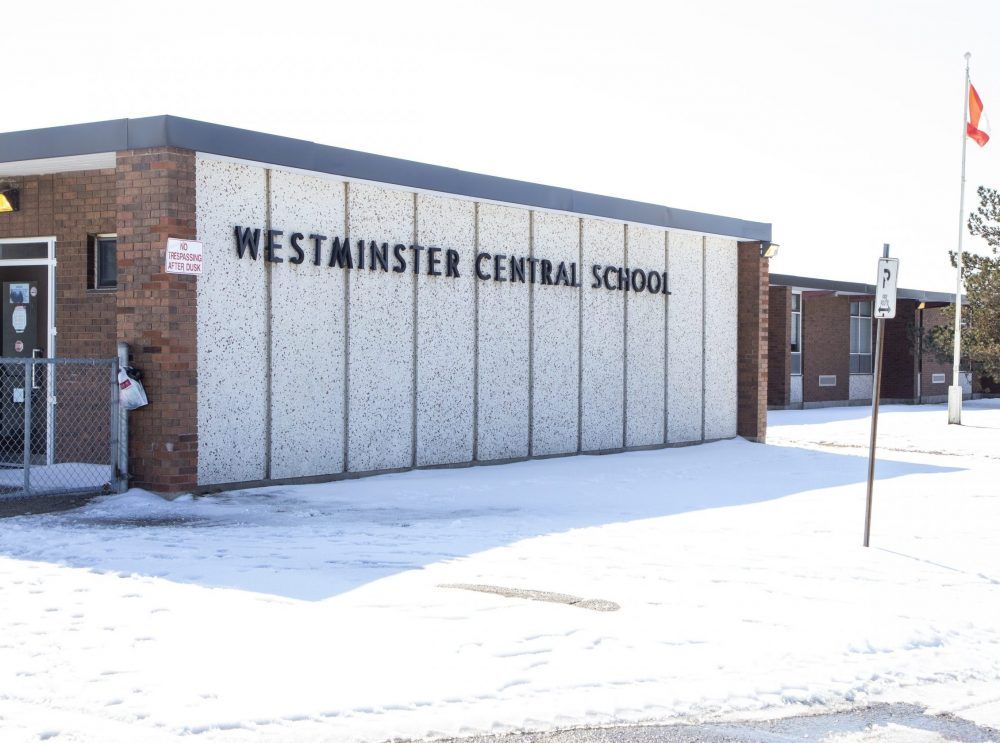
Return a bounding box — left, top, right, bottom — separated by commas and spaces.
0, 438, 960, 601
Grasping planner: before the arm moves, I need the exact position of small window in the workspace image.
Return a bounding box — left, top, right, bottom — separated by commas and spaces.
850, 300, 872, 373
931, 373, 946, 384
819, 374, 837, 387
88, 234, 117, 289
790, 292, 802, 375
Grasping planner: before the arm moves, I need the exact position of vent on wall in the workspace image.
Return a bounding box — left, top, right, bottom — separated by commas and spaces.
818, 375, 837, 387
932, 373, 946, 384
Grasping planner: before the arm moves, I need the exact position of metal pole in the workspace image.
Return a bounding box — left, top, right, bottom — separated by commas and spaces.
22, 361, 32, 495
110, 357, 120, 493
949, 52, 971, 425
116, 341, 129, 493
864, 243, 890, 548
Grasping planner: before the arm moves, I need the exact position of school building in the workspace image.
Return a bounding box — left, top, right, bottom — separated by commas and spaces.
767, 274, 974, 409
0, 116, 774, 494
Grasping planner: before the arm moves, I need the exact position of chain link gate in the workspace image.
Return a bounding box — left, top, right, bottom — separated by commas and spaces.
0, 357, 123, 499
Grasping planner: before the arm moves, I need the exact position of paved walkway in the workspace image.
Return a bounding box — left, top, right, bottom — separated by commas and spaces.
433, 703, 1000, 742
0, 492, 97, 518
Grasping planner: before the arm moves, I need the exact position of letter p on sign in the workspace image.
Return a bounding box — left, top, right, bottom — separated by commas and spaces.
874, 257, 899, 319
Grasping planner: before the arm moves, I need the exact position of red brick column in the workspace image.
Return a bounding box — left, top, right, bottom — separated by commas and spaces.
115, 148, 198, 491
737, 241, 768, 442
767, 285, 791, 407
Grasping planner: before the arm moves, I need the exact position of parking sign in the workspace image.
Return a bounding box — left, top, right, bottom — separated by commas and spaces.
874, 257, 899, 319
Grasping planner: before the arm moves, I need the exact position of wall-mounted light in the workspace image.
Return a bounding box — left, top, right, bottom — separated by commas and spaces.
760, 241, 779, 258
0, 188, 19, 213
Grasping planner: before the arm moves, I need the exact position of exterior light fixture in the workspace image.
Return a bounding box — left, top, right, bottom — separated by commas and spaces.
0, 188, 19, 213
760, 241, 779, 258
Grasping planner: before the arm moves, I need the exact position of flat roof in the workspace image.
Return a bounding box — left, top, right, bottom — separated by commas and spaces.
770, 273, 958, 304
0, 115, 771, 243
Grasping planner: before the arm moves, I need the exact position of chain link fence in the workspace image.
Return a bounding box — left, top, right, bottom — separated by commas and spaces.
0, 357, 122, 498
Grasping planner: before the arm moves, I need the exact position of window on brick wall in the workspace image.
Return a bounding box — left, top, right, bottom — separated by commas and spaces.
790, 292, 802, 375
87, 234, 117, 290
850, 300, 873, 373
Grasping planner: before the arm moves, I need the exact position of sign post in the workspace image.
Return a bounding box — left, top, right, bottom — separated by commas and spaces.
864, 245, 898, 547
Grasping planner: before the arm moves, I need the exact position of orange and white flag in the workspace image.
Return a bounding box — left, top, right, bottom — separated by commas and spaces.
968, 82, 990, 147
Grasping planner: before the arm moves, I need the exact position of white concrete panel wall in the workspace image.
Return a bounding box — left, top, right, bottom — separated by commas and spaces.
196, 157, 268, 485
791, 375, 803, 404
666, 233, 704, 443
580, 219, 625, 451
531, 212, 580, 456
703, 236, 738, 439
346, 184, 415, 472
268, 172, 346, 479
625, 225, 667, 447
195, 161, 743, 484
849, 374, 873, 401
415, 195, 475, 465
477, 204, 530, 461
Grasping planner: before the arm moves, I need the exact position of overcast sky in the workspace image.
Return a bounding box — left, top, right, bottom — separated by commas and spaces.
6, 0, 1000, 292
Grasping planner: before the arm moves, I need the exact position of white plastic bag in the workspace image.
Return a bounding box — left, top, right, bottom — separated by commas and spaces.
118, 368, 148, 411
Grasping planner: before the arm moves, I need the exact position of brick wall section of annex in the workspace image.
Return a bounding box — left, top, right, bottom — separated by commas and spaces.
919, 304, 957, 395
736, 242, 768, 442
116, 148, 198, 491
802, 294, 850, 402
0, 170, 117, 466
767, 285, 790, 407
881, 298, 917, 399
0, 170, 117, 357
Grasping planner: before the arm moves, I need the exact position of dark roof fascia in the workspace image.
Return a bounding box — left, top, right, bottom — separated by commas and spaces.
0, 115, 772, 242
769, 273, 959, 304
0, 118, 128, 162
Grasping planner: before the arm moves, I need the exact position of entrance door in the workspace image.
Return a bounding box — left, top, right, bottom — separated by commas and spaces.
0, 254, 51, 467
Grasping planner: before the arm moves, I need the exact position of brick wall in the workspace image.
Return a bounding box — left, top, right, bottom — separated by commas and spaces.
881, 299, 916, 400
919, 304, 956, 398
0, 170, 117, 358
116, 148, 198, 491
767, 285, 790, 407
737, 242, 768, 442
802, 294, 850, 402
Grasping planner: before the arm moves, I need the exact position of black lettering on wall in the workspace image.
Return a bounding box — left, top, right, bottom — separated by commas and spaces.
233, 224, 672, 301
329, 237, 353, 269
393, 244, 407, 273
510, 256, 526, 283
602, 265, 616, 290
445, 249, 460, 278
476, 252, 492, 280
427, 246, 442, 276
555, 261, 570, 287
647, 270, 662, 294
235, 226, 261, 260
309, 234, 326, 266
266, 229, 284, 263
370, 241, 389, 272
493, 254, 507, 282
289, 233, 305, 265
541, 259, 553, 285
410, 244, 425, 274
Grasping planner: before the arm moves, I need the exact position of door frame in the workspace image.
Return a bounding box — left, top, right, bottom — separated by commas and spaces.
0, 236, 57, 464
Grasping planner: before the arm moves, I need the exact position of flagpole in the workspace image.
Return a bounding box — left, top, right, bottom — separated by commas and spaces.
948, 52, 971, 425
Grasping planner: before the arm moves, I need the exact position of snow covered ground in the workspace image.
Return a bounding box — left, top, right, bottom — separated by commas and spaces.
1, 400, 999, 742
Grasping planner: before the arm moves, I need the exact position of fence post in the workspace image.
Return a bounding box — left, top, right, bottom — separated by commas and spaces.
116, 342, 130, 493
22, 360, 32, 495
